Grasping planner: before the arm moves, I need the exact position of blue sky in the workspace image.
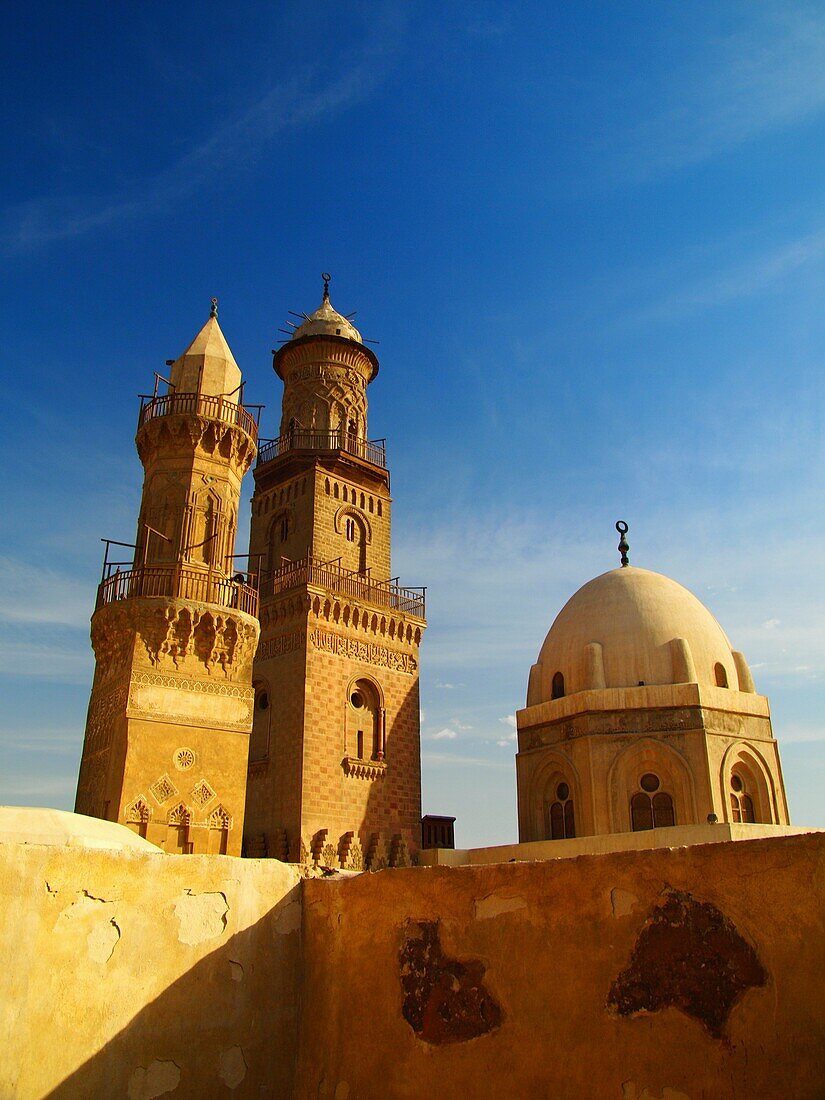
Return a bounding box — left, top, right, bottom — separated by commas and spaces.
1, 2, 823, 844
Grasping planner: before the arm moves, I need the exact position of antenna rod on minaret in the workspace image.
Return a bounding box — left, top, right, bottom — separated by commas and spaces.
616, 520, 630, 567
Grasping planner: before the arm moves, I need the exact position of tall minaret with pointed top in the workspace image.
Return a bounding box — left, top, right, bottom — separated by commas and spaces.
75, 303, 260, 855
243, 277, 426, 868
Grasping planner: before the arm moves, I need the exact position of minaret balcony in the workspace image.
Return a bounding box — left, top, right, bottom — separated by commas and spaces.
260, 554, 425, 618
256, 429, 386, 470
96, 564, 259, 618
138, 392, 259, 443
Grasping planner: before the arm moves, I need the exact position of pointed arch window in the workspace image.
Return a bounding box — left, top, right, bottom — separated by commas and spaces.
730, 772, 756, 822
546, 781, 575, 839
630, 773, 675, 831
551, 671, 565, 700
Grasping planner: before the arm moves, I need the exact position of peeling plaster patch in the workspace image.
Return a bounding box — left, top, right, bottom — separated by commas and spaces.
474, 893, 527, 921
87, 917, 121, 963
622, 1084, 691, 1100
399, 920, 502, 1045
127, 1059, 181, 1100
173, 891, 228, 946
219, 1046, 247, 1090
229, 960, 244, 982
608, 890, 767, 1037
273, 898, 301, 935
56, 893, 120, 961
611, 888, 639, 918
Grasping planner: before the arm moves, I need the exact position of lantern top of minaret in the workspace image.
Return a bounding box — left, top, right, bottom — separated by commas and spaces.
289, 272, 363, 344
273, 273, 379, 379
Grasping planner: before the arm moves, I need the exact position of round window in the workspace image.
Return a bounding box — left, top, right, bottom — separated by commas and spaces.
640, 773, 660, 792
731, 773, 744, 792
350, 691, 364, 709
556, 782, 569, 801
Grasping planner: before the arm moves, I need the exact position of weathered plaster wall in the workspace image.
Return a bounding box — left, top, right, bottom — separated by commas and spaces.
0, 843, 301, 1099
298, 833, 825, 1100
3, 833, 823, 1099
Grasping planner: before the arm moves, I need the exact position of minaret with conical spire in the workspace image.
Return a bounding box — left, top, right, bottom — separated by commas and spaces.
75, 302, 260, 856
243, 276, 426, 868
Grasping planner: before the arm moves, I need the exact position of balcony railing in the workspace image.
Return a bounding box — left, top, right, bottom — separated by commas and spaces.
260, 555, 425, 617
138, 392, 259, 442
257, 429, 386, 469
97, 565, 259, 617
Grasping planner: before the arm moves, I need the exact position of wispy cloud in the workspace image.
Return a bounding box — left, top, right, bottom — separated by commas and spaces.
1, 11, 407, 254
623, 6, 825, 178
631, 228, 825, 324
428, 727, 458, 741
0, 557, 90, 628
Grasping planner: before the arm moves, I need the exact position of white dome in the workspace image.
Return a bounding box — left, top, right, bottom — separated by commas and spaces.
528, 566, 754, 705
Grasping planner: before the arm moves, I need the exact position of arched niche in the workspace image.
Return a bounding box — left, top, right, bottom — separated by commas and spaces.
607, 737, 698, 833
250, 679, 271, 763
720, 741, 782, 824
527, 751, 582, 842
345, 676, 384, 761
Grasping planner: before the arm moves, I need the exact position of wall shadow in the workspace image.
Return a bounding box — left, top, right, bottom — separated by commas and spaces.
46, 882, 302, 1100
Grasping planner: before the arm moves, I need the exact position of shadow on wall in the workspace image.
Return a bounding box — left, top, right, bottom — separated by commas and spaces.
45, 885, 302, 1099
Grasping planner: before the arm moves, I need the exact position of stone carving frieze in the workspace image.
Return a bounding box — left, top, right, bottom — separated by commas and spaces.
309, 628, 418, 674
256, 632, 305, 661
131, 601, 258, 677
127, 669, 254, 732
137, 416, 255, 476
84, 681, 129, 755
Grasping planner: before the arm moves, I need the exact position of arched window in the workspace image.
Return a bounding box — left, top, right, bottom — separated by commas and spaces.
546, 781, 575, 840
730, 772, 756, 822
551, 671, 565, 700
345, 517, 356, 542
250, 683, 271, 763
348, 680, 382, 760
714, 662, 728, 688
279, 515, 289, 541
630, 773, 675, 831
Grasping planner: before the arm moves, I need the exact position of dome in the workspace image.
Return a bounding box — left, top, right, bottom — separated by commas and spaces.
291, 291, 363, 344
527, 566, 755, 705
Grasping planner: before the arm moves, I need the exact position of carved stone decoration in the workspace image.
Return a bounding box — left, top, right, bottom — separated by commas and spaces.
173, 747, 196, 771
320, 842, 339, 868
150, 774, 178, 805
125, 797, 152, 824
167, 801, 191, 826
191, 779, 216, 808
309, 628, 418, 674
365, 833, 388, 872
390, 835, 410, 868
208, 804, 232, 830
342, 756, 387, 781
345, 836, 365, 871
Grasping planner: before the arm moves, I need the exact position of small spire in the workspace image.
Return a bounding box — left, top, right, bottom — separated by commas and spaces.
616, 520, 630, 567
210, 296, 218, 319
321, 271, 331, 301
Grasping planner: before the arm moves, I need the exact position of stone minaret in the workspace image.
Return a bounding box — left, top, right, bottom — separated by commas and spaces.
244, 277, 426, 869
75, 303, 260, 855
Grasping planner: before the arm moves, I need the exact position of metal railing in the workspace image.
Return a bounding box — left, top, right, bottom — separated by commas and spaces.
260, 554, 425, 616
138, 392, 259, 441
97, 565, 259, 617
257, 429, 386, 469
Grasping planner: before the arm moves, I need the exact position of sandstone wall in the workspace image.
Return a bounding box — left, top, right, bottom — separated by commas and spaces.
2, 833, 823, 1098
0, 843, 301, 1099
298, 833, 825, 1099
